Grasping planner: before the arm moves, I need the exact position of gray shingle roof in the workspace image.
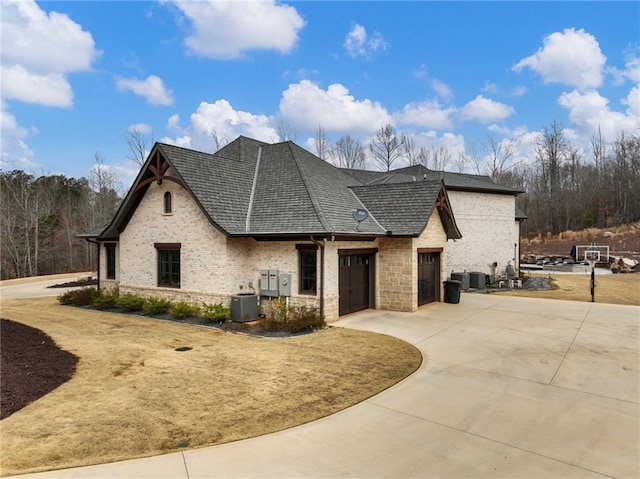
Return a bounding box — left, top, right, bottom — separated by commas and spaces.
351, 180, 461, 239
341, 165, 523, 194
99, 136, 463, 240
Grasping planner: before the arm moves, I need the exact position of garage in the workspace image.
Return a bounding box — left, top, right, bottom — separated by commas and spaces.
339, 250, 376, 316
418, 250, 440, 305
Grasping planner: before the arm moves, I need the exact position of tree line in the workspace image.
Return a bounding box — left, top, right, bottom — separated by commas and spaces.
1, 156, 121, 280
2, 123, 638, 279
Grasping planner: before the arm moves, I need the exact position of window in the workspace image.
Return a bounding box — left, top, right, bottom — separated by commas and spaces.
105, 244, 116, 280
163, 191, 172, 214
299, 249, 317, 295
156, 244, 180, 288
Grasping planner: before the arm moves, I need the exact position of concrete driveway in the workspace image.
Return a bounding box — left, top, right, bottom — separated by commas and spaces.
0, 273, 92, 300
11, 293, 640, 478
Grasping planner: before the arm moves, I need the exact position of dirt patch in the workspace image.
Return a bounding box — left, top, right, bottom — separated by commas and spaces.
522, 223, 640, 264
0, 319, 78, 419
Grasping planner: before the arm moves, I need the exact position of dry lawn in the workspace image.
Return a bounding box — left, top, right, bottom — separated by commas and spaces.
497, 272, 640, 306
0, 298, 421, 476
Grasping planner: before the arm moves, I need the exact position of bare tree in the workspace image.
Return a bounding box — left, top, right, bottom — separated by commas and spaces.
369, 124, 404, 172
534, 121, 569, 234
331, 135, 366, 169
401, 136, 431, 167
210, 129, 230, 151
427, 146, 451, 171
89, 154, 122, 228
485, 136, 521, 183
276, 119, 298, 142
125, 128, 153, 166
313, 125, 333, 161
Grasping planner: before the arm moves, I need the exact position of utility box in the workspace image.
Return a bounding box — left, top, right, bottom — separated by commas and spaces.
279, 273, 291, 297
469, 272, 486, 290
260, 269, 279, 297
451, 272, 470, 290
231, 294, 259, 322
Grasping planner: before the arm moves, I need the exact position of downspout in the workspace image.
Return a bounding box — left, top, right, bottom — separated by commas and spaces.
310, 236, 325, 317
86, 239, 100, 290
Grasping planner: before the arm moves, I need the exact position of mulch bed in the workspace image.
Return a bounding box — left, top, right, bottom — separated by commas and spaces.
0, 319, 78, 420
47, 278, 98, 288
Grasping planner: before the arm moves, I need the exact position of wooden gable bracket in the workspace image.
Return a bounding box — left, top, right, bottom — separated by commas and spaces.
435, 188, 453, 217
134, 150, 185, 193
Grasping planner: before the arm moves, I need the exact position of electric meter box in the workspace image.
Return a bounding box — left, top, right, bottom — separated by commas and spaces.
260, 269, 279, 297
279, 273, 291, 297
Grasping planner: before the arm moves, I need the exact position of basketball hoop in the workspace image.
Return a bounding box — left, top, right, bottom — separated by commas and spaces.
584, 249, 599, 271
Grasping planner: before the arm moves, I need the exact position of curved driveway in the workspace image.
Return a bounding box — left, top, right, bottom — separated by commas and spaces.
10, 292, 640, 478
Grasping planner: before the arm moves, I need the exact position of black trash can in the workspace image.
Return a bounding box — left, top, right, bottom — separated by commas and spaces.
443, 280, 462, 304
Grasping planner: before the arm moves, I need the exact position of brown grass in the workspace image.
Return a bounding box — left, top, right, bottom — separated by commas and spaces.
496, 272, 640, 306
0, 298, 421, 476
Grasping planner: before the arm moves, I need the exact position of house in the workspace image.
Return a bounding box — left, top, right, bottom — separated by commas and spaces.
340, 166, 525, 275
85, 136, 516, 322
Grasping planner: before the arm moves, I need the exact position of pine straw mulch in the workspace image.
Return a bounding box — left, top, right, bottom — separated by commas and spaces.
0, 319, 78, 420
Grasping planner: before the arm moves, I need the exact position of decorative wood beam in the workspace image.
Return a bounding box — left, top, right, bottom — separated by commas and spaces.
435, 189, 452, 217
134, 151, 184, 193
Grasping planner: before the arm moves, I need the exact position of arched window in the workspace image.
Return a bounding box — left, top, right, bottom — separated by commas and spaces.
164, 191, 172, 214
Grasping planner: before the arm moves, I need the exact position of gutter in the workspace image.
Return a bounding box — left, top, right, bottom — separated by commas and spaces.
310, 235, 325, 318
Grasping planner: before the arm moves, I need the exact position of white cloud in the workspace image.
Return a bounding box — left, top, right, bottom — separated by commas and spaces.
279, 80, 392, 134
1, 0, 100, 107
0, 102, 40, 171
513, 28, 606, 90
395, 100, 455, 130
344, 23, 388, 58
116, 75, 173, 106
162, 99, 278, 152
127, 123, 153, 134
623, 86, 639, 117
1, 64, 73, 107
509, 86, 529, 97
608, 53, 640, 85
168, 0, 305, 59
166, 114, 181, 131
460, 95, 515, 123
481, 82, 499, 94
430, 79, 454, 101
558, 88, 640, 140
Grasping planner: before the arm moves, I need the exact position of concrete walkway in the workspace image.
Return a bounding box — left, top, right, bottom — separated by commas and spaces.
11, 294, 640, 478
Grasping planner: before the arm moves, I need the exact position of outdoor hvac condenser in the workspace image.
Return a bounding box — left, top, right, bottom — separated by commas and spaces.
231, 294, 259, 322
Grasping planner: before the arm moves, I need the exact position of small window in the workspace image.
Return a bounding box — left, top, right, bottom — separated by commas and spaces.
163, 191, 172, 214
105, 244, 116, 280
157, 247, 180, 288
299, 250, 317, 294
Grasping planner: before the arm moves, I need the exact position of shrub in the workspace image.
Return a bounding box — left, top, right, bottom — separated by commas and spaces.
91, 288, 119, 310
169, 301, 200, 319
57, 287, 98, 306
142, 297, 172, 315
200, 302, 230, 322
115, 293, 144, 311
261, 299, 325, 334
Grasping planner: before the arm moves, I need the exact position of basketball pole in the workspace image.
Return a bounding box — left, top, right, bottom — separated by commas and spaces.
590, 263, 595, 302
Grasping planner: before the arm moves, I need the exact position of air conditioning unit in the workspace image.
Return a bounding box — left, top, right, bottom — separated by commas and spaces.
231, 294, 259, 322
469, 272, 486, 290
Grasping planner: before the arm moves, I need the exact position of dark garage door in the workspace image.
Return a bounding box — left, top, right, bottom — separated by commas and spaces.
418, 252, 440, 305
339, 254, 372, 316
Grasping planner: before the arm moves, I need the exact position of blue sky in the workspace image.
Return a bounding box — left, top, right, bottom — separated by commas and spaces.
2, 1, 639, 188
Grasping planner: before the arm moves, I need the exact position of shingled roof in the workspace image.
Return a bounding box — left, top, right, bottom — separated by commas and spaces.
341, 164, 524, 194
98, 136, 461, 241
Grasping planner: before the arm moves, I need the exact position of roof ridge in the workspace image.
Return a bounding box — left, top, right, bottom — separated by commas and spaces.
245, 146, 262, 232
287, 143, 332, 232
